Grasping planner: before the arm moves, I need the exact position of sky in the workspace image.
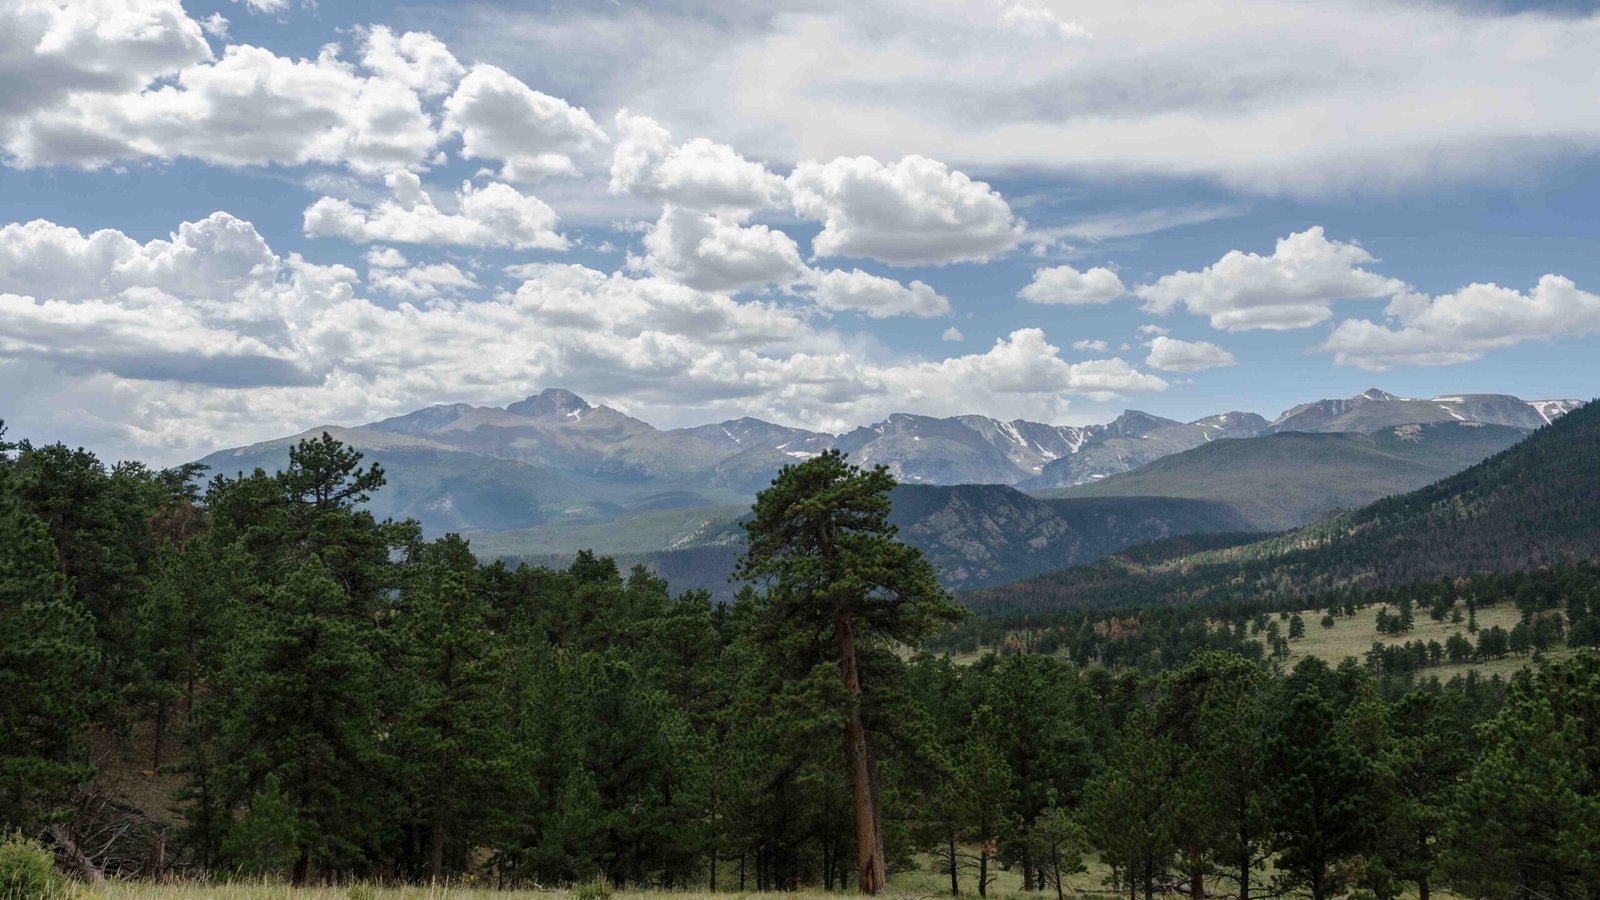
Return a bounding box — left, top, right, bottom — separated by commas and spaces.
2, 0, 1599, 466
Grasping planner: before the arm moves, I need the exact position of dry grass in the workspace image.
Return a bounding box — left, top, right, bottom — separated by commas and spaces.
79, 873, 1466, 900
82, 853, 1116, 900
90, 882, 1042, 900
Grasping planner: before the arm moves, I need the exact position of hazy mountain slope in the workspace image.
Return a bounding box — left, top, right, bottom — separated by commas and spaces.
968, 397, 1600, 615
466, 504, 747, 558
668, 417, 833, 454
199, 433, 623, 534
1041, 422, 1528, 531
1269, 388, 1559, 433
1023, 410, 1269, 488
503, 484, 1254, 598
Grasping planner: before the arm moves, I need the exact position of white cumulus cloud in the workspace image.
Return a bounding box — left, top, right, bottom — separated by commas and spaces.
1322, 275, 1600, 370
442, 64, 607, 182
369, 262, 479, 300
359, 25, 464, 97
1144, 336, 1237, 372
0, 0, 212, 117
303, 172, 567, 251
610, 111, 788, 213
809, 268, 950, 319
1134, 227, 1407, 331
6, 42, 440, 174
1020, 265, 1125, 305
882, 329, 1166, 413
637, 205, 803, 292
788, 155, 1024, 266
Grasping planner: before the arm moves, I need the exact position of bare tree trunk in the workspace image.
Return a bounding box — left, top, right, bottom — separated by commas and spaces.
837, 613, 886, 895
949, 834, 960, 896
292, 847, 310, 885
47, 824, 106, 887
153, 699, 167, 769
1051, 847, 1065, 900
430, 815, 445, 882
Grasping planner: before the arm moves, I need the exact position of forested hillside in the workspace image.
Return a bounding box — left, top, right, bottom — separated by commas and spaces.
4, 424, 1600, 899
971, 396, 1600, 616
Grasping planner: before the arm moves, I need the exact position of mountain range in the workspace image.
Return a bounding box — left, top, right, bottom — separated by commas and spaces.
198, 387, 1581, 590
967, 393, 1600, 615
1041, 420, 1531, 531
201, 387, 1577, 514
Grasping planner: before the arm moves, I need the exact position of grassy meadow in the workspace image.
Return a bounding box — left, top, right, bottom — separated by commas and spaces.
1278, 600, 1567, 676
77, 869, 1072, 900
70, 870, 1469, 900
949, 599, 1560, 678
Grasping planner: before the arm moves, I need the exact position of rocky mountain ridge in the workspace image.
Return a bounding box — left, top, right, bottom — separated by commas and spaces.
199, 387, 1581, 539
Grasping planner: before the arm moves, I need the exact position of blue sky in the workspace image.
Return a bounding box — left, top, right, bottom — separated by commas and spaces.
1, 0, 1598, 465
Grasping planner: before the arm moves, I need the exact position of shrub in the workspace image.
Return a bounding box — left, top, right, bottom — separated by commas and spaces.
0, 833, 65, 900
572, 877, 613, 900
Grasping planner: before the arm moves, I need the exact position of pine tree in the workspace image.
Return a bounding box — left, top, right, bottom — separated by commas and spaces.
392, 535, 506, 881
1084, 707, 1178, 900
737, 451, 962, 894
1443, 656, 1600, 897
958, 707, 1016, 899
0, 428, 99, 832
1161, 652, 1273, 900
221, 774, 302, 878
1027, 805, 1086, 900
1368, 692, 1471, 900
215, 562, 384, 882
1268, 663, 1375, 900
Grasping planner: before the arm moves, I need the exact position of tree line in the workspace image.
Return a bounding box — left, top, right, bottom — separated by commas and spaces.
2, 426, 1599, 897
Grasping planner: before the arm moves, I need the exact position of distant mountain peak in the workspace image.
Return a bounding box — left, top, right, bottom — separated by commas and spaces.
1356, 388, 1399, 402
366, 403, 478, 435
1105, 409, 1183, 435
506, 388, 593, 420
